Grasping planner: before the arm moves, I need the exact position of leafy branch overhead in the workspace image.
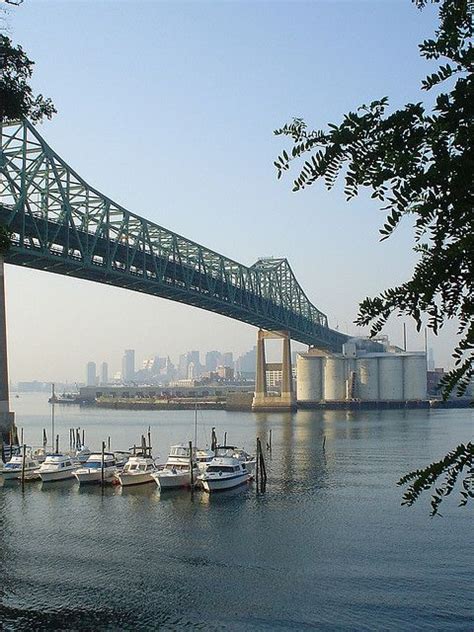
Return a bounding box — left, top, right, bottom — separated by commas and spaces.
0, 35, 56, 124
274, 0, 473, 398
0, 35, 56, 254
398, 442, 474, 516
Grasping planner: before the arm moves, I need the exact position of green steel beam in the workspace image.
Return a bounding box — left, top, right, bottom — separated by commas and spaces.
0, 119, 348, 351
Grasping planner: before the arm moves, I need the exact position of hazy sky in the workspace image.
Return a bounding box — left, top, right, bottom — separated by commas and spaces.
4, 0, 458, 383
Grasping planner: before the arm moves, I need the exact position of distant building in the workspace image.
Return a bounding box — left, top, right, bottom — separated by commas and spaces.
428, 348, 435, 371
100, 362, 108, 385
217, 365, 234, 380
122, 350, 135, 383
86, 361, 96, 387
205, 351, 220, 372
235, 346, 257, 379
177, 354, 187, 379
221, 352, 233, 368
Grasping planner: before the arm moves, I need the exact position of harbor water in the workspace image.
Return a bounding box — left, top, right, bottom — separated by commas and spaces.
1, 394, 472, 630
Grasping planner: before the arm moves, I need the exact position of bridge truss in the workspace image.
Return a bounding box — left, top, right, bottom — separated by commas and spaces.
0, 119, 347, 351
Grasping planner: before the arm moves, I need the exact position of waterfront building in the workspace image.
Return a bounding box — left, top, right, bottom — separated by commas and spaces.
296, 340, 427, 404
86, 361, 97, 387
122, 350, 135, 383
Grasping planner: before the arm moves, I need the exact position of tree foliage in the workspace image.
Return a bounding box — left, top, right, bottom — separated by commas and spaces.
273, 0, 473, 399
0, 34, 56, 124
0, 35, 56, 254
398, 442, 474, 516
274, 0, 473, 516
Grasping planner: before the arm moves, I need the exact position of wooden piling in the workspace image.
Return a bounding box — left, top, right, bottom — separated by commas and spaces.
224, 431, 227, 446
55, 434, 59, 454
189, 440, 194, 489
267, 429, 272, 451
107, 436, 111, 452
322, 435, 326, 450
82, 429, 85, 447
101, 441, 105, 487
21, 443, 26, 490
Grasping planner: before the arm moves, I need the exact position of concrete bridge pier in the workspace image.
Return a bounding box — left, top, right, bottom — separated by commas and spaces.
0, 255, 15, 442
252, 329, 296, 412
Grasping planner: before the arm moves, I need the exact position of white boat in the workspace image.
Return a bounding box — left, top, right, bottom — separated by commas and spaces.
74, 452, 118, 485
198, 455, 251, 492
152, 444, 199, 490
38, 454, 79, 482
71, 444, 91, 464
1, 454, 41, 480
215, 445, 256, 474
195, 448, 215, 472
117, 456, 156, 486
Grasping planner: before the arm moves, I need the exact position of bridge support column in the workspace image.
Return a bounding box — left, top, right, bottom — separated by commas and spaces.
252, 329, 296, 412
0, 255, 15, 442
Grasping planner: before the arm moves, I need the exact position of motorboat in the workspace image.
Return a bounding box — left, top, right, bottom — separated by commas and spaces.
198, 455, 251, 492
195, 448, 215, 472
152, 444, 199, 490
72, 444, 91, 464
116, 455, 156, 486
1, 454, 41, 480
37, 454, 79, 482
215, 445, 256, 474
74, 452, 118, 485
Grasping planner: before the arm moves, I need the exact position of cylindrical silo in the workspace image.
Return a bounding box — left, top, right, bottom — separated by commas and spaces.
324, 356, 346, 400
403, 354, 427, 400
356, 357, 379, 400
296, 355, 324, 402
379, 355, 404, 400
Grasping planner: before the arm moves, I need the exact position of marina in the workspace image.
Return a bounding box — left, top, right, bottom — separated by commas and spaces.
0, 394, 471, 629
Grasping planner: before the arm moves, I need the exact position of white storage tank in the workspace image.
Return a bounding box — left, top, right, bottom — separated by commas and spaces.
324, 356, 346, 400
296, 354, 324, 402
403, 353, 427, 400
379, 355, 404, 400
356, 357, 379, 400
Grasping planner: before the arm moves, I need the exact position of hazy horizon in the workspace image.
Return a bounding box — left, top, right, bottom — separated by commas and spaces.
3, 0, 460, 383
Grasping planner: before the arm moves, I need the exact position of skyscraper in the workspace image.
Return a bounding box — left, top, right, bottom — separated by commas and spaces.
205, 350, 220, 372
100, 362, 108, 385
221, 351, 234, 368
122, 349, 135, 383
86, 361, 96, 387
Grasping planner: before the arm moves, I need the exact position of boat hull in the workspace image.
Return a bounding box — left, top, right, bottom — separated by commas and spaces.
117, 472, 155, 487
200, 472, 250, 492
1, 468, 40, 480
39, 469, 77, 482
153, 470, 195, 489
74, 468, 116, 485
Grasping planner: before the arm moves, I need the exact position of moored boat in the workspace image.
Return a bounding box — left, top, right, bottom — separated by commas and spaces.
117, 455, 156, 486
74, 452, 118, 485
1, 454, 41, 480
38, 454, 79, 482
152, 444, 199, 490
198, 455, 251, 492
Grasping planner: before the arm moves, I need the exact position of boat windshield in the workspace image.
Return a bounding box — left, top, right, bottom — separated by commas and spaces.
85, 462, 102, 469
206, 465, 237, 473
4, 462, 20, 469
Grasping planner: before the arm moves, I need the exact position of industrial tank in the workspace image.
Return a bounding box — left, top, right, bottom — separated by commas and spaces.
356, 357, 379, 400
296, 355, 324, 402
378, 355, 404, 400
403, 353, 427, 400
324, 356, 346, 400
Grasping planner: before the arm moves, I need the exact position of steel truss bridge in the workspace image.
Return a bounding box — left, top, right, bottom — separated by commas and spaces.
0, 119, 347, 351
